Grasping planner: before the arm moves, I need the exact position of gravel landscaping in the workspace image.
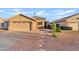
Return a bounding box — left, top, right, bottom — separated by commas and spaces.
9, 31, 79, 51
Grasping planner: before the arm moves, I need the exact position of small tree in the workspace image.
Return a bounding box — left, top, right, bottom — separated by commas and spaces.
51, 21, 57, 37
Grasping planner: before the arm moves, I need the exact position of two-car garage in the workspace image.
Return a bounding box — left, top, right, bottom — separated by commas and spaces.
8, 14, 34, 32
9, 21, 32, 32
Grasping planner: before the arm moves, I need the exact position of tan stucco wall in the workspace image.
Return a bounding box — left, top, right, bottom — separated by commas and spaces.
67, 22, 78, 30
66, 14, 79, 30
31, 21, 38, 31
35, 19, 46, 30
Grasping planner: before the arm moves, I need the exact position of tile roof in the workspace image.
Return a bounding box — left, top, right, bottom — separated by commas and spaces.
56, 13, 79, 22
8, 14, 36, 21
33, 16, 46, 20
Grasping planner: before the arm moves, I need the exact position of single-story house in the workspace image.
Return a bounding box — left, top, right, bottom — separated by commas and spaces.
0, 18, 8, 30
56, 13, 79, 30
8, 14, 47, 32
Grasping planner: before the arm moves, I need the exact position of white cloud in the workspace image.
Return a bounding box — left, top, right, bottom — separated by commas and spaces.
35, 11, 46, 16
26, 11, 35, 14
65, 10, 75, 13
8, 9, 36, 15
54, 9, 76, 15
53, 10, 63, 13
8, 9, 26, 15
34, 11, 51, 16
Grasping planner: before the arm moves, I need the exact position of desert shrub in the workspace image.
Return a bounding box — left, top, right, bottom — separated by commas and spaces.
51, 21, 57, 37
60, 26, 72, 30
56, 27, 61, 32
51, 21, 57, 32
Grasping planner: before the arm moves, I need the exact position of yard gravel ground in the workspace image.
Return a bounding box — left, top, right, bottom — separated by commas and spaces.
0, 30, 79, 51
9, 31, 79, 51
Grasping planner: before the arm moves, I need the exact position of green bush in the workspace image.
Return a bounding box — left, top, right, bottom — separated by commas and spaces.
51, 21, 57, 37
51, 21, 62, 38
56, 27, 61, 32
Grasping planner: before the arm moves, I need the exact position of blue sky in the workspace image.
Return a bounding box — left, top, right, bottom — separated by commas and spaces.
0, 8, 79, 22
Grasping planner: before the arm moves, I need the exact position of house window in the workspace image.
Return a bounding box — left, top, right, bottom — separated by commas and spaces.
2, 23, 4, 27
77, 18, 79, 20
38, 22, 43, 25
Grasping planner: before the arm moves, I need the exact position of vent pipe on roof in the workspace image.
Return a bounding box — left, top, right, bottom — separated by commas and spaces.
33, 12, 36, 16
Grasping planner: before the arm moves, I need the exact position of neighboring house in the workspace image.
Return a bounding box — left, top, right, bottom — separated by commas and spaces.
2, 21, 8, 30
0, 18, 8, 30
56, 13, 79, 30
8, 14, 47, 32
0, 18, 4, 29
